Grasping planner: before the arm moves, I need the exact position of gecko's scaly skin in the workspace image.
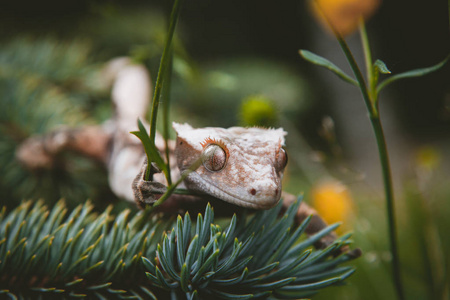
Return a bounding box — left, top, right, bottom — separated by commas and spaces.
16, 58, 359, 255
173, 123, 287, 209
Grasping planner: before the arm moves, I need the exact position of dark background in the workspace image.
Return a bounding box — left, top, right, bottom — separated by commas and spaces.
1, 0, 449, 137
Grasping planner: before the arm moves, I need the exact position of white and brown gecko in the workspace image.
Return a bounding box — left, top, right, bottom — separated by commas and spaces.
16, 58, 357, 253
134, 123, 287, 209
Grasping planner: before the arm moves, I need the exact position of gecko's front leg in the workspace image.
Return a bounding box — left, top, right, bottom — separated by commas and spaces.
132, 159, 213, 213
132, 159, 168, 209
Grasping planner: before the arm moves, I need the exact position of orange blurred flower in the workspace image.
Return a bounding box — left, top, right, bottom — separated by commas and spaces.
309, 0, 381, 36
311, 179, 354, 230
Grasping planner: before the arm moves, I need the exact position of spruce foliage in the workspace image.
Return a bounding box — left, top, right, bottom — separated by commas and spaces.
0, 197, 356, 299
0, 38, 112, 206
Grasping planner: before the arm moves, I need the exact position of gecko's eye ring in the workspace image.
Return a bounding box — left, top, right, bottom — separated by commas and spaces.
202, 144, 228, 172
275, 147, 288, 172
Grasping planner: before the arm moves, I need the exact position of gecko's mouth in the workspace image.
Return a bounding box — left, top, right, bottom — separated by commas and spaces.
185, 172, 280, 210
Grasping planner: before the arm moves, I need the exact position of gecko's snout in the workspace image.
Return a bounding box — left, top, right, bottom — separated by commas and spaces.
248, 187, 279, 198
245, 184, 282, 209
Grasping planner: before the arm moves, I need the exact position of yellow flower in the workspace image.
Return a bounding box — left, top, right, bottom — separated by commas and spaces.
240, 95, 278, 127
309, 0, 381, 36
416, 146, 440, 171
311, 179, 354, 230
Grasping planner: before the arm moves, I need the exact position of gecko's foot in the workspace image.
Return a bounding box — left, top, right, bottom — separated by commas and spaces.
132, 160, 168, 209
16, 136, 55, 170
133, 180, 168, 209
16, 130, 72, 170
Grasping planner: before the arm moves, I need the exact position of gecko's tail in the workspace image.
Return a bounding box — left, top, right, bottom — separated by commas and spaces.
102, 57, 152, 202
103, 57, 152, 126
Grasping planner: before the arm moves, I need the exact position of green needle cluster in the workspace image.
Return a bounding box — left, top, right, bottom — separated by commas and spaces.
0, 197, 357, 299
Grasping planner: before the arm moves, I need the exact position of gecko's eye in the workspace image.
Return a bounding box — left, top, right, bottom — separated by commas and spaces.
275, 147, 288, 172
202, 144, 227, 172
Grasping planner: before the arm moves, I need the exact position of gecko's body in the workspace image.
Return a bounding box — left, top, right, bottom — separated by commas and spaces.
16, 58, 352, 252
130, 121, 287, 210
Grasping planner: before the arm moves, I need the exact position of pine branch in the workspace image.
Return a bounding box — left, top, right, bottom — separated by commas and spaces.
0, 38, 112, 206
0, 197, 358, 299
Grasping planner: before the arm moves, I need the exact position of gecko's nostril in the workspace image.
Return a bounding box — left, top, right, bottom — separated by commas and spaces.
250, 188, 257, 195
275, 188, 278, 196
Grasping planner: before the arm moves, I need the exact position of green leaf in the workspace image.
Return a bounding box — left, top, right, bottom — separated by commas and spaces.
220, 256, 253, 278
145, 271, 161, 287
298, 252, 354, 275
180, 263, 190, 292
141, 257, 155, 273
176, 215, 186, 269
293, 266, 354, 283
130, 119, 168, 180
286, 223, 340, 259
87, 282, 112, 290
246, 262, 279, 279
139, 286, 158, 300
299, 50, 358, 86
209, 289, 254, 300
212, 267, 249, 286
65, 278, 84, 287
183, 212, 192, 248
148, 0, 184, 143
107, 288, 127, 294
253, 277, 295, 290
263, 250, 311, 281
188, 290, 199, 300
157, 243, 180, 281
155, 266, 177, 290
192, 249, 220, 282
377, 55, 450, 93
373, 59, 391, 74
214, 239, 242, 276
185, 235, 199, 271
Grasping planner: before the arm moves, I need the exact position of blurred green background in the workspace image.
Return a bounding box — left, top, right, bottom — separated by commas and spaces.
0, 0, 449, 299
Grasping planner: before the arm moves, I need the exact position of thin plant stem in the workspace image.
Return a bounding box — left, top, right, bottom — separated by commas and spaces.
358, 23, 405, 300
359, 19, 376, 100
162, 49, 173, 185
138, 158, 201, 218
370, 115, 405, 300
334, 34, 376, 117
338, 31, 405, 300
313, 2, 404, 298
151, 157, 203, 210
146, 0, 184, 180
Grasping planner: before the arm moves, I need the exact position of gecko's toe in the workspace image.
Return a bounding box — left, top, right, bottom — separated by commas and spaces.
133, 179, 167, 207
132, 160, 167, 208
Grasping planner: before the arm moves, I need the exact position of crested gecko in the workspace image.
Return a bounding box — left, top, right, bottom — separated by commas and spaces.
16, 57, 355, 252
134, 122, 288, 210
130, 123, 339, 250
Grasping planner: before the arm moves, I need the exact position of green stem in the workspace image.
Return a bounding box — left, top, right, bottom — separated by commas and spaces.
334, 34, 376, 117
324, 12, 404, 299
339, 35, 405, 298
162, 49, 173, 185
146, 0, 184, 179
358, 30, 404, 297
359, 20, 376, 100
370, 116, 405, 300
151, 157, 203, 209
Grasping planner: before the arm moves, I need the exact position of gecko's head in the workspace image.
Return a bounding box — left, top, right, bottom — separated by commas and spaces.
173, 122, 287, 209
